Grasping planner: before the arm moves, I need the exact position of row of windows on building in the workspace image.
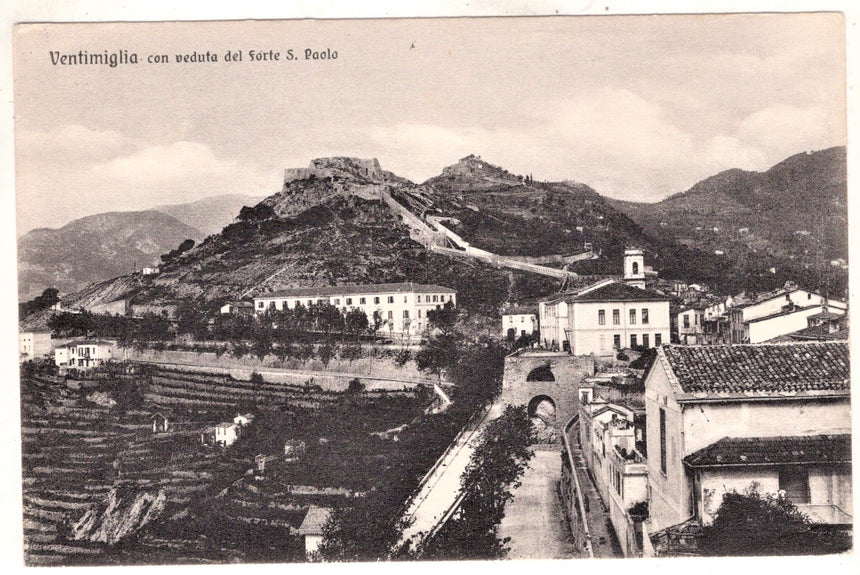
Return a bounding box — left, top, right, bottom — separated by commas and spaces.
606, 333, 662, 350
257, 293, 453, 309
598, 308, 650, 326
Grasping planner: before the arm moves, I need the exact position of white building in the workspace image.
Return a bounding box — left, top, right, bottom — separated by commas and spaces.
501, 306, 538, 340
539, 280, 670, 355
578, 399, 649, 557
675, 306, 705, 345
644, 341, 852, 552
214, 422, 241, 447
298, 506, 332, 560
728, 287, 846, 343
19, 331, 53, 362
253, 282, 456, 336
54, 340, 113, 369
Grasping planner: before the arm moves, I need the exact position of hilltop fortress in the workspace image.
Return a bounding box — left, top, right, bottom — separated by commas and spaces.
283, 157, 384, 185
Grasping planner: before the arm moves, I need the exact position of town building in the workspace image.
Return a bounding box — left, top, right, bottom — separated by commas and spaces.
19, 331, 53, 362
501, 305, 538, 340
674, 305, 705, 345
578, 399, 649, 557
54, 340, 113, 369
728, 286, 846, 343
298, 506, 332, 559
150, 411, 171, 433
220, 301, 255, 315
253, 283, 456, 336
539, 277, 670, 355
643, 341, 851, 553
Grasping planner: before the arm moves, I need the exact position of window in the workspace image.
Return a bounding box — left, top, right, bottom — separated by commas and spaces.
404, 296, 408, 303
655, 333, 662, 346
388, 296, 394, 304
613, 309, 620, 325
417, 295, 421, 303
403, 310, 409, 319
333, 298, 340, 306
360, 297, 366, 305
258, 302, 264, 308
268, 301, 275, 309
387, 310, 393, 320
642, 309, 649, 324
433, 295, 438, 303
659, 408, 667, 474
642, 334, 650, 348
598, 309, 606, 325
418, 310, 422, 318
683, 315, 690, 328
613, 334, 621, 349
779, 468, 810, 503
631, 334, 637, 348
630, 309, 637, 324
599, 334, 606, 351
374, 296, 380, 304
632, 261, 639, 275
307, 300, 313, 306
346, 298, 352, 305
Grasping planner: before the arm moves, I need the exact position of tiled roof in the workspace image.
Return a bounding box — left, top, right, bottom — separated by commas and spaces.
788, 323, 850, 342
258, 282, 455, 299
684, 434, 851, 468
571, 282, 669, 303
659, 342, 849, 397
745, 304, 820, 324
298, 506, 332, 535
502, 305, 538, 316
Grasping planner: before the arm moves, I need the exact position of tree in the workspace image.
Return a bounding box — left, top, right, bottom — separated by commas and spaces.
20, 287, 60, 317
420, 405, 534, 559
415, 333, 459, 382
160, 238, 196, 264
700, 487, 852, 556
426, 300, 457, 335
344, 308, 369, 341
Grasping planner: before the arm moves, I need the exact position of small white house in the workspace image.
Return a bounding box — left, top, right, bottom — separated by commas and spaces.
214, 422, 241, 447
54, 340, 113, 369
298, 506, 332, 559
142, 266, 160, 276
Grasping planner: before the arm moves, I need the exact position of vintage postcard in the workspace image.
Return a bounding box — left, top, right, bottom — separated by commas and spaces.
10, 6, 855, 571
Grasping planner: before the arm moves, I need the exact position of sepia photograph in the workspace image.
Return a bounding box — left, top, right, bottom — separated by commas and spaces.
8, 2, 856, 569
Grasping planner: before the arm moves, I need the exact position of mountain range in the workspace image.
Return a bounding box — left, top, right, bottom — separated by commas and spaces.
18, 149, 847, 322
17, 194, 265, 299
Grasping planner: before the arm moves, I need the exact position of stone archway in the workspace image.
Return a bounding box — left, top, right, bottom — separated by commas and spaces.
526, 365, 555, 382
500, 351, 595, 430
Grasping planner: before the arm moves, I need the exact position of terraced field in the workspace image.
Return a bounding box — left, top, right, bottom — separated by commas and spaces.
20, 362, 427, 565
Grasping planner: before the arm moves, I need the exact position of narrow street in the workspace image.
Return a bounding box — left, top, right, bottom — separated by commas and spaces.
497, 446, 577, 559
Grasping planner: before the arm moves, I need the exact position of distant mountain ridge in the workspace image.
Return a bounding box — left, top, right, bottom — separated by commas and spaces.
608, 147, 847, 262
19, 149, 847, 322
153, 193, 267, 236
18, 211, 204, 300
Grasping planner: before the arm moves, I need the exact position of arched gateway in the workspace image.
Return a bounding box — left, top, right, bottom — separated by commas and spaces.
499, 350, 595, 429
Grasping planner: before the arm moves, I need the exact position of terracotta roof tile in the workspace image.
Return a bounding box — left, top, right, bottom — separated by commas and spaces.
684, 434, 851, 467
661, 341, 849, 395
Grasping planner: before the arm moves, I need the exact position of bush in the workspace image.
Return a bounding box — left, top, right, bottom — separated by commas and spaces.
701, 487, 852, 556
250, 372, 264, 385
347, 378, 364, 394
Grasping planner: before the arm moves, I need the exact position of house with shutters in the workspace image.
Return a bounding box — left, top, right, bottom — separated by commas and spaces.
643, 341, 851, 555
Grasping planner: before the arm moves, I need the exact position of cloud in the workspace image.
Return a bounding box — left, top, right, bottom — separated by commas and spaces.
17, 124, 133, 163
736, 104, 844, 153
91, 141, 239, 184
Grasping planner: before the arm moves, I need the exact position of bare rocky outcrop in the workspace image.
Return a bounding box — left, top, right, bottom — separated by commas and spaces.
71, 487, 167, 544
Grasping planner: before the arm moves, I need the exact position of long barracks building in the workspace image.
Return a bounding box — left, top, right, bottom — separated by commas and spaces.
253, 283, 456, 336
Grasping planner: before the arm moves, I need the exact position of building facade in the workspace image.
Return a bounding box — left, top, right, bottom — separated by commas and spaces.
19, 331, 53, 362
728, 287, 845, 343
502, 306, 538, 340
643, 342, 851, 539
540, 281, 670, 355
253, 283, 456, 336
54, 340, 113, 369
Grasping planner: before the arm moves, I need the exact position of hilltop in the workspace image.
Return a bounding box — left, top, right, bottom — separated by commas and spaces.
153, 193, 267, 236
25, 150, 847, 326
608, 147, 847, 264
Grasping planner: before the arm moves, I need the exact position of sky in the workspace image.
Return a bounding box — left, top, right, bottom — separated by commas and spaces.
13, 13, 846, 234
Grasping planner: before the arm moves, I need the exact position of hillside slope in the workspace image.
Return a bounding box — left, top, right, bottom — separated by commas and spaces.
608, 147, 847, 263
17, 211, 204, 300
